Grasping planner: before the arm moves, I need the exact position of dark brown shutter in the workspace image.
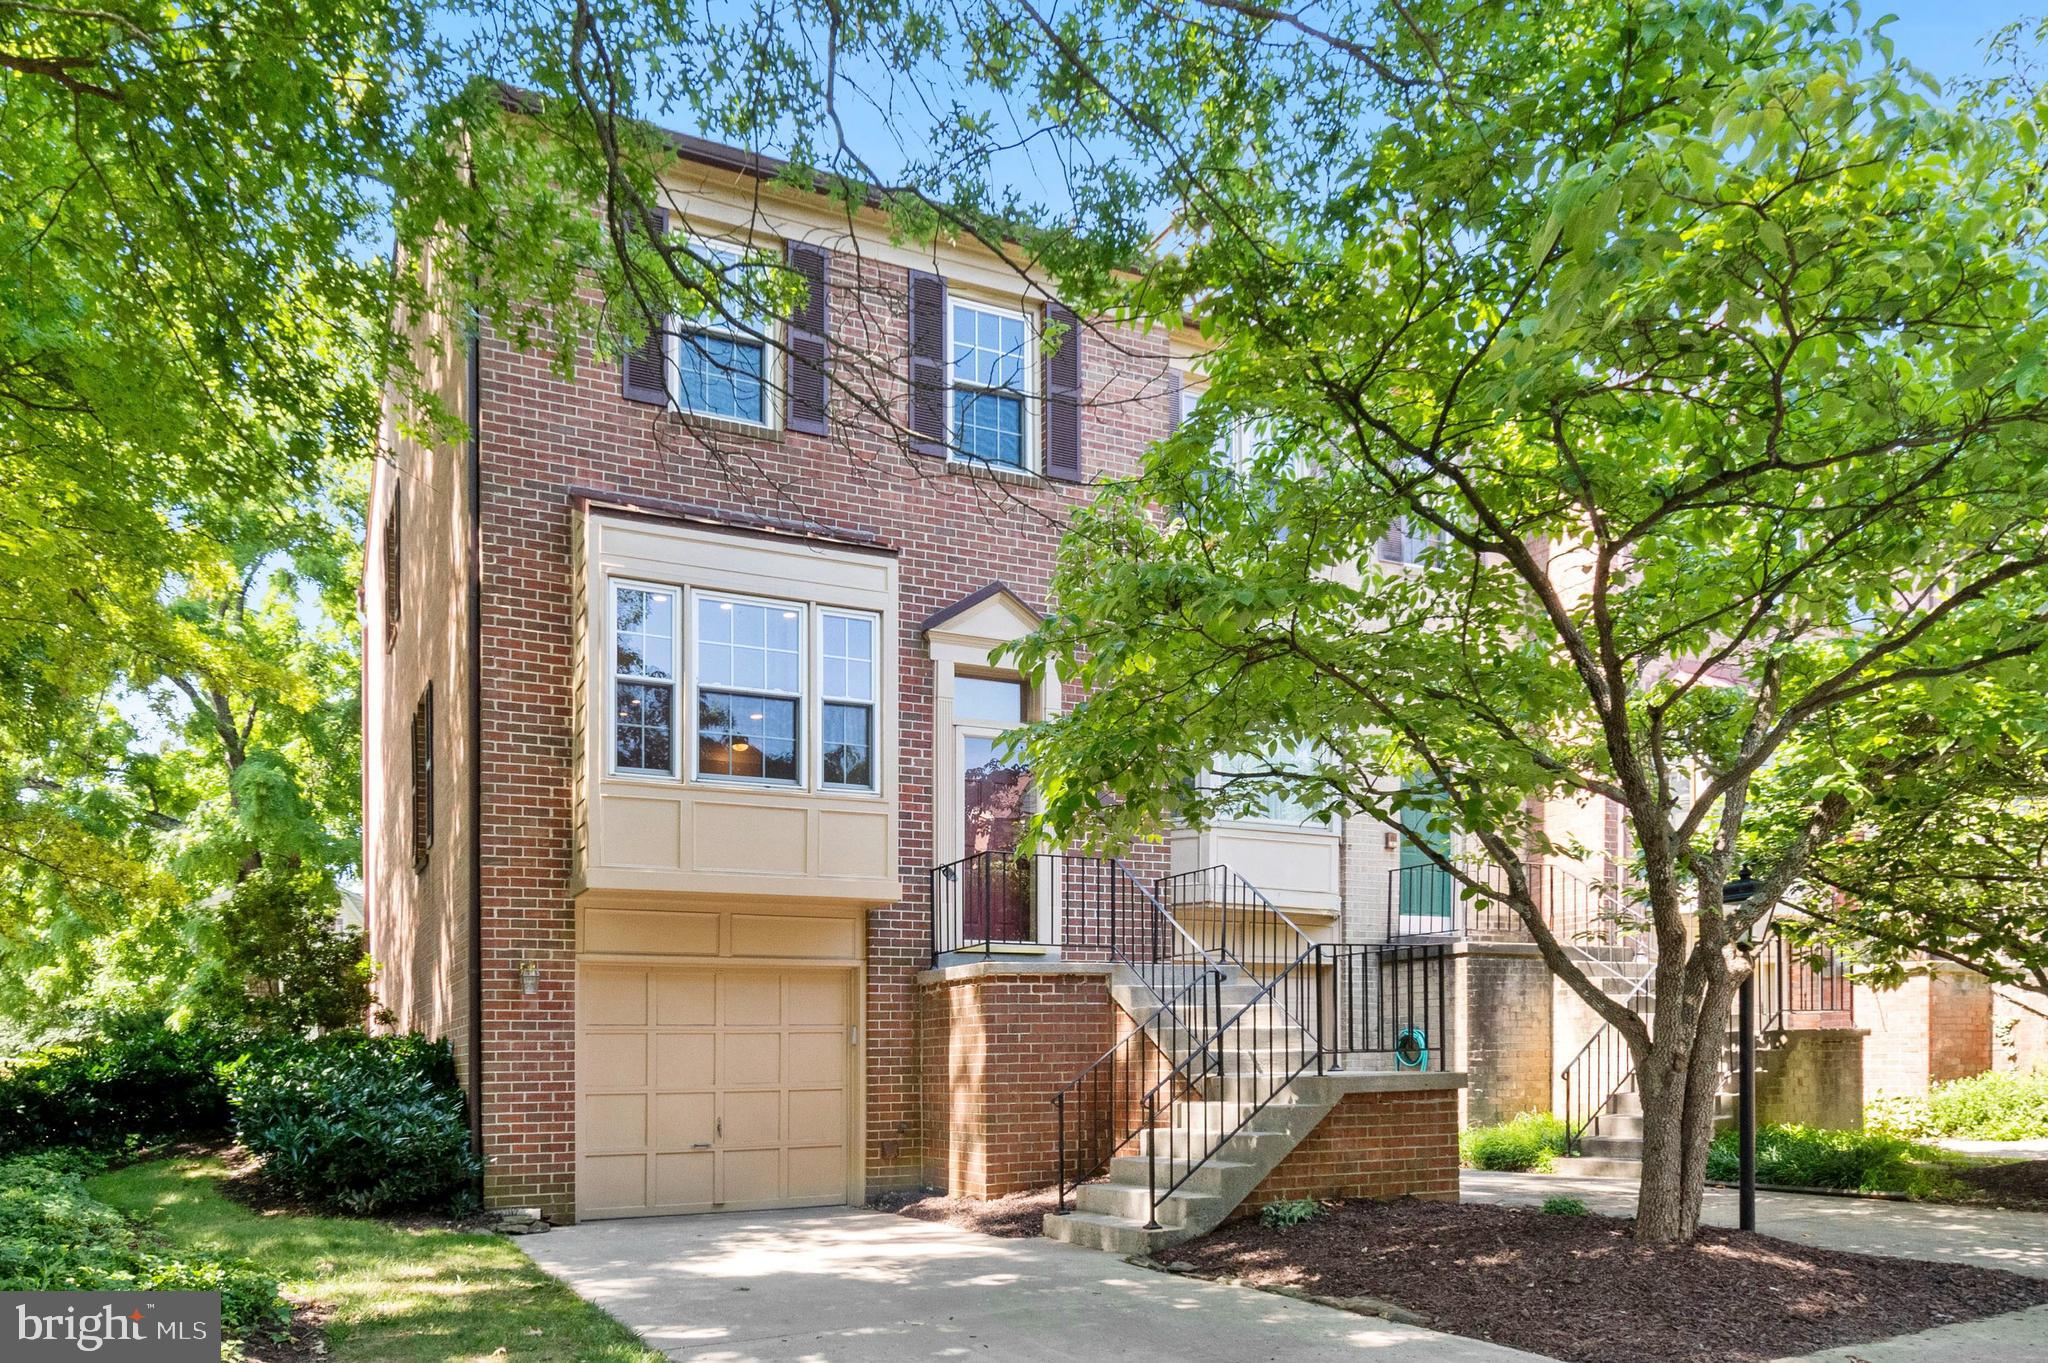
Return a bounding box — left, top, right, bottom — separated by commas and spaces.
383, 498, 401, 644
907, 269, 947, 455
621, 208, 672, 405
1043, 303, 1083, 482
785, 241, 830, 435
1165, 369, 1183, 434
411, 681, 435, 872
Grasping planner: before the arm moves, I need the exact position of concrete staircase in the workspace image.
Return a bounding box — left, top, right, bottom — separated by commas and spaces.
1044, 961, 1418, 1253
1552, 1021, 1778, 1178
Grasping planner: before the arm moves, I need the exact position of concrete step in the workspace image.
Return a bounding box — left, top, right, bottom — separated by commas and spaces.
1551, 1154, 1642, 1178
1106, 1154, 1255, 1197
1074, 1181, 1216, 1228
1576, 1134, 1643, 1160
1040, 1209, 1174, 1255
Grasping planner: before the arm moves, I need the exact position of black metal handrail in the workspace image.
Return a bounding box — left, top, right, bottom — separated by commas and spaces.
1560, 972, 1654, 1156
1050, 939, 1453, 1220
930, 851, 1211, 966
1385, 858, 1649, 961
1155, 864, 1316, 974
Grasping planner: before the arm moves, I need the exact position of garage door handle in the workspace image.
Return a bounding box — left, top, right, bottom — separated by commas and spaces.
691, 1142, 711, 1150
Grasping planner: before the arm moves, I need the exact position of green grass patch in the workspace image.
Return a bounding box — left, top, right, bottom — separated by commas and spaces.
1707, 1123, 1964, 1198
1538, 1195, 1589, 1216
1867, 1069, 2048, 1142
1258, 1197, 1323, 1229
90, 1156, 664, 1363
1460, 1111, 1569, 1172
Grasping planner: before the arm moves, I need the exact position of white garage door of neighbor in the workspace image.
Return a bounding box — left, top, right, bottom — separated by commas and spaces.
578, 965, 852, 1219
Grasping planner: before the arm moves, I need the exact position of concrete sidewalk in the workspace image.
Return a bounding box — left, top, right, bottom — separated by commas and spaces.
1462, 1169, 2048, 1279
523, 1205, 1549, 1362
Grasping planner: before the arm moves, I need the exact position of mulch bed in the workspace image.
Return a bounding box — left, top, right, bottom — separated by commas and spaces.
872, 1186, 1060, 1238
239, 1301, 332, 1363
1953, 1159, 2048, 1212
1167, 1198, 2048, 1363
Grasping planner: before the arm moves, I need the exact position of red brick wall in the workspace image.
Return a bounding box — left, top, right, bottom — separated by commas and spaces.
918, 967, 1117, 1198
461, 238, 1174, 1213
1235, 1088, 1460, 1215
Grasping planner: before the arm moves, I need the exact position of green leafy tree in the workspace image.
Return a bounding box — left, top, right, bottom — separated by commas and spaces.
989, 5, 2048, 1243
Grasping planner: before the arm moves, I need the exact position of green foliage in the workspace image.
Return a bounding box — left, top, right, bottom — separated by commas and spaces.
0, 1016, 247, 1154
1258, 1197, 1324, 1230
1539, 1196, 1589, 1217
1706, 1124, 1961, 1198
227, 1035, 478, 1214
187, 869, 372, 1035
1460, 1112, 1569, 1173
1867, 1070, 2048, 1142
0, 1154, 288, 1338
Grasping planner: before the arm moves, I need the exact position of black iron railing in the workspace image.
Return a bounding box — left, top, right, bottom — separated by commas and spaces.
1155, 864, 1315, 973
1051, 940, 1452, 1218
929, 850, 1221, 1003
1559, 972, 1654, 1156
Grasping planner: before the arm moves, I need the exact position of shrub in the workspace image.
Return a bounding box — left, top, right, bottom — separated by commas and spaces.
0, 1016, 248, 1154
1706, 1123, 1961, 1197
1258, 1197, 1323, 1229
1460, 1111, 1569, 1172
0, 1154, 287, 1338
1539, 1195, 1589, 1216
228, 1034, 479, 1213
1867, 1070, 2048, 1142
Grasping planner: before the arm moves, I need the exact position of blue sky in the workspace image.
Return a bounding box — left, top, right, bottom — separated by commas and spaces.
1880, 1, 2035, 82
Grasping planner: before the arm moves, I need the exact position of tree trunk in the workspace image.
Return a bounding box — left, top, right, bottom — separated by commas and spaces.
1631, 962, 1739, 1243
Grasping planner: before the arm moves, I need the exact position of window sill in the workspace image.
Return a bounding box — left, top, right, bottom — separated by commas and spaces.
942, 457, 1042, 488
658, 407, 783, 443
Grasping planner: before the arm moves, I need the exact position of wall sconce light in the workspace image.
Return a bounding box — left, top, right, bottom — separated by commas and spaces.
1383, 830, 1400, 852
519, 962, 540, 997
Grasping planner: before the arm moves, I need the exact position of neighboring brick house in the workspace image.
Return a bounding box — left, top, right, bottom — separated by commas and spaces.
364, 126, 1462, 1235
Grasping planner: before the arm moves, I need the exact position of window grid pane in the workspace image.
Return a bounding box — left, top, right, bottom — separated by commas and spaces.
616, 679, 676, 773
821, 612, 875, 703
822, 702, 873, 789
698, 691, 799, 783
698, 597, 801, 697
674, 330, 766, 423
614, 587, 676, 680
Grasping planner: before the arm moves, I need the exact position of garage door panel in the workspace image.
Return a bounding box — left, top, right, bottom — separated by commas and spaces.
720, 1148, 782, 1205
722, 1088, 782, 1145
786, 1031, 845, 1087
584, 1031, 649, 1090
651, 1092, 714, 1149
718, 973, 783, 1026
652, 1151, 715, 1209
787, 1087, 842, 1143
584, 969, 649, 1026
654, 1031, 714, 1089
720, 1031, 781, 1085
581, 1154, 647, 1213
579, 964, 850, 1220
785, 974, 848, 1026
655, 973, 716, 1025
787, 1144, 844, 1199
581, 1093, 648, 1153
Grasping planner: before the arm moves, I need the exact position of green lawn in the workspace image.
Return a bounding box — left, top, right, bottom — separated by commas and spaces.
91, 1156, 664, 1363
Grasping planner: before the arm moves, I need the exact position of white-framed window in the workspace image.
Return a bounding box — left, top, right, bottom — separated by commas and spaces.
611, 582, 681, 776
819, 609, 879, 791
1212, 744, 1327, 827
1378, 516, 1443, 565
671, 239, 776, 426
694, 592, 804, 784
950, 299, 1034, 469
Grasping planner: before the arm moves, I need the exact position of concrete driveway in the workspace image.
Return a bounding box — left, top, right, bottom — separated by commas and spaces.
521, 1206, 1548, 1363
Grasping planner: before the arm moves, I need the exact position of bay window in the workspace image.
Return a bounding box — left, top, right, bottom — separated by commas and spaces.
820, 610, 877, 790
612, 583, 679, 775
696, 594, 802, 783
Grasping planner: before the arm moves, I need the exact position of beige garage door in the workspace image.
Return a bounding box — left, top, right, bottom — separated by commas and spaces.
578, 965, 851, 1219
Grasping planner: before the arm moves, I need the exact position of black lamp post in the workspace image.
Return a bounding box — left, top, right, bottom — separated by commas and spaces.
1722, 866, 1762, 1233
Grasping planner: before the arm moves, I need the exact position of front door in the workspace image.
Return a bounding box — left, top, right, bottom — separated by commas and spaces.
955, 676, 1032, 942
1396, 788, 1455, 935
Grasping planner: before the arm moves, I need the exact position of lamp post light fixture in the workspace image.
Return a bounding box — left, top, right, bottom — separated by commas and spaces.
1722, 866, 1763, 1233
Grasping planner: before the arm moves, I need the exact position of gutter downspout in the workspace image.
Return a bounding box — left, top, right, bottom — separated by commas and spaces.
466, 321, 486, 1175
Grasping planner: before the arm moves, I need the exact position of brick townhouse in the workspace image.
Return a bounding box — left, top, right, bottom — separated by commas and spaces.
363, 117, 2019, 1241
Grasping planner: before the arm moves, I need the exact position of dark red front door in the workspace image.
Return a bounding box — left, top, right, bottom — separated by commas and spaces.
962, 732, 1032, 941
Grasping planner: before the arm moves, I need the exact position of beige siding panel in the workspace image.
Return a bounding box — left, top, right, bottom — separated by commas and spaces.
728, 914, 859, 961
816, 808, 892, 879
692, 803, 809, 875
577, 964, 851, 1219
584, 908, 720, 956
601, 797, 686, 871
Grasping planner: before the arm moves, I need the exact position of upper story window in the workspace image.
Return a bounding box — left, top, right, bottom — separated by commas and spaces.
607, 578, 882, 794
613, 583, 680, 775
673, 242, 772, 426
383, 498, 402, 644
1378, 516, 1444, 565
697, 595, 803, 783
951, 300, 1033, 469
1212, 744, 1327, 827
411, 682, 436, 871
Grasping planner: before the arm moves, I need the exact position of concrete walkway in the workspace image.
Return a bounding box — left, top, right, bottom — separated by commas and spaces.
521, 1206, 1549, 1362
1462, 1170, 2048, 1279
